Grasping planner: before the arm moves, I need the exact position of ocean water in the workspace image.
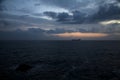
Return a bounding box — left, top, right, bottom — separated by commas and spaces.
0, 40, 120, 80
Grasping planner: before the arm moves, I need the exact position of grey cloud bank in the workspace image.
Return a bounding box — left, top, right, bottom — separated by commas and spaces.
0, 0, 120, 40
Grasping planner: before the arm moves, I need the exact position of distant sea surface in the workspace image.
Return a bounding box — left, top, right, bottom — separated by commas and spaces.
0, 40, 120, 80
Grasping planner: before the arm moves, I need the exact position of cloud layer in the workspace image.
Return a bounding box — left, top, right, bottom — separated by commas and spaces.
0, 0, 120, 40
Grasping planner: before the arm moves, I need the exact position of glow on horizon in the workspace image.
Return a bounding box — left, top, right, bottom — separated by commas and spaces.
53, 32, 108, 38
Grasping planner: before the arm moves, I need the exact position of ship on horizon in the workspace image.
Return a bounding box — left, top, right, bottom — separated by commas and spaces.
72, 39, 81, 41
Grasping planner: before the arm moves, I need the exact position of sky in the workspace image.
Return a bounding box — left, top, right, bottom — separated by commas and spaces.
0, 0, 120, 40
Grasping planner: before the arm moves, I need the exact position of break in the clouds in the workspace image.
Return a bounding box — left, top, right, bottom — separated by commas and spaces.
0, 0, 120, 40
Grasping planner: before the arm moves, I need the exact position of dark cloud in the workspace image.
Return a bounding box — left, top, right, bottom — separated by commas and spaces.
61, 11, 86, 24
46, 28, 91, 34
0, 0, 4, 4
43, 11, 57, 18
57, 12, 71, 21
47, 28, 74, 34
0, 0, 4, 11
41, 0, 120, 24
0, 19, 24, 31
72, 11, 86, 23
0, 13, 59, 32
92, 4, 120, 21
40, 0, 77, 9
78, 28, 88, 33
1, 0, 120, 24
0, 0, 120, 40
43, 11, 71, 21
117, 0, 120, 2
43, 3, 120, 24
43, 11, 87, 24
0, 28, 55, 40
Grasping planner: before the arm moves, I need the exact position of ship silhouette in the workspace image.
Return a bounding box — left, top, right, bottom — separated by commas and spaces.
72, 39, 81, 41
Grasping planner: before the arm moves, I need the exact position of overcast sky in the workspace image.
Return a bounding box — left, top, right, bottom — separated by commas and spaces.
0, 0, 120, 40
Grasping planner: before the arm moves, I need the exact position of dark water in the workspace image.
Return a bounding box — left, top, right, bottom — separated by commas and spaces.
0, 40, 120, 80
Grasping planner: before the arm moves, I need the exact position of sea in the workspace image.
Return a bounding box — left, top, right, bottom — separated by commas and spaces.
0, 40, 120, 80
